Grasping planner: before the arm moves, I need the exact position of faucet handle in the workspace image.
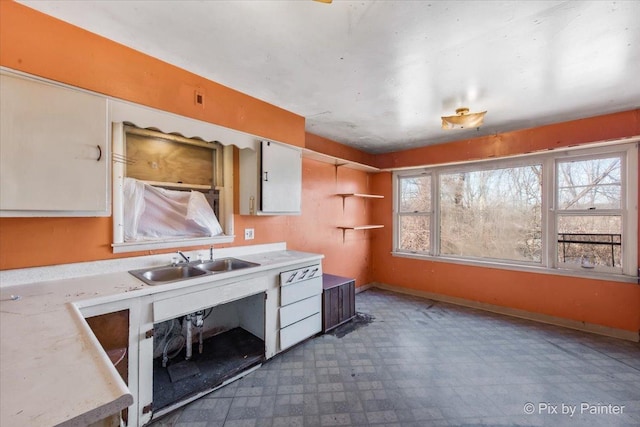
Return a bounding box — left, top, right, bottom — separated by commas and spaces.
176, 251, 190, 263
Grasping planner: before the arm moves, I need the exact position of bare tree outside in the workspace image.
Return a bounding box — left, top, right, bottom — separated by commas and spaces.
398, 175, 431, 253
556, 156, 622, 269
439, 165, 543, 262
396, 148, 630, 275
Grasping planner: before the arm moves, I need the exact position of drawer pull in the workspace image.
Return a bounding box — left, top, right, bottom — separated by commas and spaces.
298, 269, 310, 280
308, 267, 319, 278
286, 272, 298, 283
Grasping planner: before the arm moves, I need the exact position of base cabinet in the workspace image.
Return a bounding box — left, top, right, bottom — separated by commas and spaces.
278, 264, 323, 351
81, 299, 142, 427
322, 274, 356, 333
78, 258, 323, 427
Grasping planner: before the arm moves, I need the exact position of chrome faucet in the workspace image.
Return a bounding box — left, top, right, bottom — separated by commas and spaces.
176, 251, 190, 263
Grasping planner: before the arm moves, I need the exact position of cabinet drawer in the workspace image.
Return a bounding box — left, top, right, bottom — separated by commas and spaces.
279, 294, 321, 329
280, 276, 322, 306
280, 312, 321, 350
153, 276, 267, 322
280, 264, 322, 286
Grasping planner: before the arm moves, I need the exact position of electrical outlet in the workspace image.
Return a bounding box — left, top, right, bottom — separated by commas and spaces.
194, 89, 205, 107
244, 228, 255, 240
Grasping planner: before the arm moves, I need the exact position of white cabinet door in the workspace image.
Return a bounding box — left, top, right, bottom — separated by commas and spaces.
260, 140, 301, 213
0, 72, 109, 216
239, 140, 301, 215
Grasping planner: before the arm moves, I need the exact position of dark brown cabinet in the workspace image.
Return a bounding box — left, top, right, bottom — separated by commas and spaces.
322, 274, 356, 333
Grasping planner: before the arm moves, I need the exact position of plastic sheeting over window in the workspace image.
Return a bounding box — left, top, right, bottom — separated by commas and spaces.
123, 178, 223, 241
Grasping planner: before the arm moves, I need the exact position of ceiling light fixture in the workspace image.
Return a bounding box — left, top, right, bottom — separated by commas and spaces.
441, 107, 486, 130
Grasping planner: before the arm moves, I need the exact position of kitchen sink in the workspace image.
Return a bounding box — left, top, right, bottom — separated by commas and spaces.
129, 258, 260, 286
129, 265, 208, 285
193, 258, 260, 273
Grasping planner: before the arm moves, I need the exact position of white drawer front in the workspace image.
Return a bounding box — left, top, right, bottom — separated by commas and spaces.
153, 276, 267, 322
280, 276, 322, 306
280, 264, 322, 285
279, 294, 321, 329
280, 312, 321, 350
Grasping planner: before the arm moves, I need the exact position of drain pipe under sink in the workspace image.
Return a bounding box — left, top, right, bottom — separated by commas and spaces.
185, 311, 205, 361
185, 314, 193, 360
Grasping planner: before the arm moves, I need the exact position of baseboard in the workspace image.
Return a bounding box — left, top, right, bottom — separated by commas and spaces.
368, 282, 639, 342
355, 283, 374, 294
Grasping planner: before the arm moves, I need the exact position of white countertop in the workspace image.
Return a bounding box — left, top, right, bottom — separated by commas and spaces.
0, 243, 323, 427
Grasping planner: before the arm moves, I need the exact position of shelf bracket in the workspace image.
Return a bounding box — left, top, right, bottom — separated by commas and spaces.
333, 162, 348, 183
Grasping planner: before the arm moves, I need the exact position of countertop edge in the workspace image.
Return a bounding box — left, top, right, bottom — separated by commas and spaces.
0, 247, 323, 427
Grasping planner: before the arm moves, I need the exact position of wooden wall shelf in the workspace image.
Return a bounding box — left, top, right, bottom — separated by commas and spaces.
336, 193, 384, 199
337, 225, 384, 231
337, 225, 384, 242
337, 193, 384, 210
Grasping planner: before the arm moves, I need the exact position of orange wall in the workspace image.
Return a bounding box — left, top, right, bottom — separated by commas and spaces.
229, 157, 376, 287
1, 1, 638, 334
375, 110, 640, 169
0, 1, 375, 287
371, 114, 640, 333
305, 132, 377, 166
0, 1, 304, 147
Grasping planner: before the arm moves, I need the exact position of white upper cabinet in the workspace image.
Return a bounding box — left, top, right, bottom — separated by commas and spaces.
239, 140, 302, 215
0, 71, 110, 216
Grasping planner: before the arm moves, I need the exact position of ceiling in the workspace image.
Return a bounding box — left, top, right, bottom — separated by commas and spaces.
19, 0, 640, 154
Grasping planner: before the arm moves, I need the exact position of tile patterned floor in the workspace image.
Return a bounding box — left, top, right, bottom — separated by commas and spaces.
149, 288, 640, 426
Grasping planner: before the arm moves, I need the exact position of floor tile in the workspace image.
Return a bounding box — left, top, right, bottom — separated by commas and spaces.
149, 288, 640, 427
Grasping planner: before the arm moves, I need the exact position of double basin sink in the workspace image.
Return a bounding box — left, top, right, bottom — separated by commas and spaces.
129, 257, 260, 286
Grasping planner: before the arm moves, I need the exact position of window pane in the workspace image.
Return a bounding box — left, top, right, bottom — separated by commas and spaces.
557, 215, 622, 268
399, 215, 430, 252
440, 165, 542, 262
400, 175, 431, 212
557, 156, 621, 210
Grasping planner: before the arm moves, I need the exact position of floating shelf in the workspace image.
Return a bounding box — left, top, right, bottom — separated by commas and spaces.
336, 193, 384, 199
337, 225, 384, 242
337, 225, 384, 230
337, 193, 384, 210
302, 149, 379, 173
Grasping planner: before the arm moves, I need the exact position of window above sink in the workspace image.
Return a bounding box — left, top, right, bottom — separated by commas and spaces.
112, 123, 234, 253
109, 98, 285, 253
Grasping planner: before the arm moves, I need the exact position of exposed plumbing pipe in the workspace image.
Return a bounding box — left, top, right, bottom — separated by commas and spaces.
196, 310, 204, 354
185, 314, 193, 360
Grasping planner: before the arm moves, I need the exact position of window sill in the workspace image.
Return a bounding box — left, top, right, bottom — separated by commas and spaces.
391, 251, 639, 284
112, 235, 234, 254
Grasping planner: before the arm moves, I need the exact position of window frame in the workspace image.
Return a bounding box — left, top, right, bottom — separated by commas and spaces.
112, 122, 235, 253
392, 140, 638, 282
553, 152, 626, 275
395, 171, 434, 255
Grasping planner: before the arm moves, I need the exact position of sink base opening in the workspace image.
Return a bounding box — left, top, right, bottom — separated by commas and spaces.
150, 291, 265, 420
152, 327, 264, 414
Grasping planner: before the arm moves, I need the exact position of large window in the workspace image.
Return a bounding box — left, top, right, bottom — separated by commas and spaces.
439, 164, 542, 263
398, 174, 431, 253
555, 155, 623, 273
393, 142, 638, 280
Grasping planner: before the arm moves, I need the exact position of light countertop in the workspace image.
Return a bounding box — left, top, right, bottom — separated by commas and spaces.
0, 244, 323, 427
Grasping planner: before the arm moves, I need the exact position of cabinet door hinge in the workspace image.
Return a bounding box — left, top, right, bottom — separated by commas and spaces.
145, 329, 154, 339
142, 403, 153, 414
